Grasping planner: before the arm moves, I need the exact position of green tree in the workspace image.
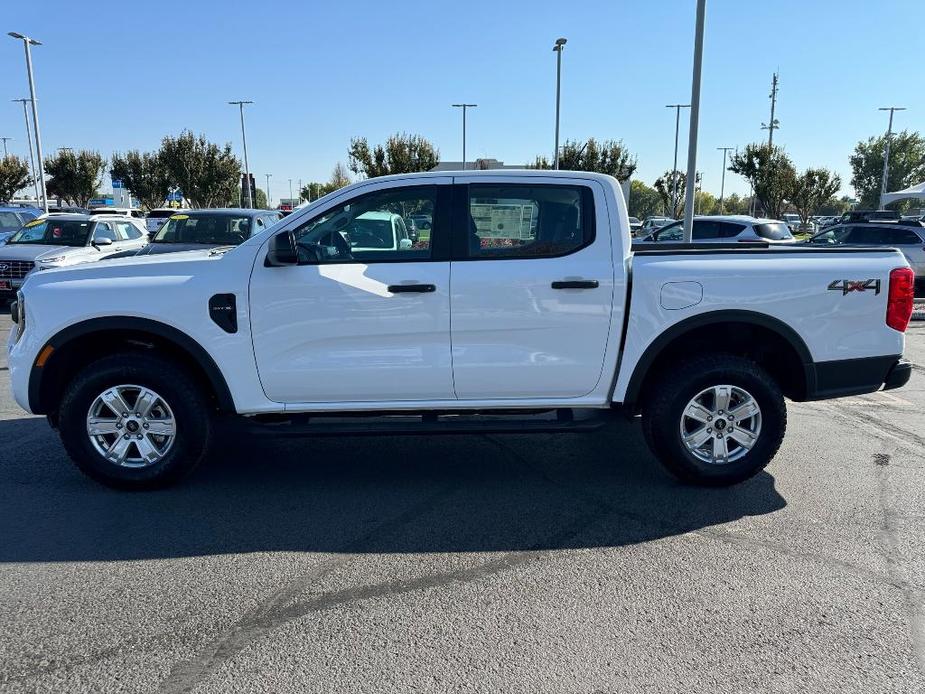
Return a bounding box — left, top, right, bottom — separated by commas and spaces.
348, 133, 439, 178
109, 150, 172, 210
44, 150, 106, 207
0, 156, 32, 202
729, 144, 796, 219
817, 195, 852, 216
694, 189, 717, 215
628, 180, 663, 218
789, 168, 842, 225
654, 170, 686, 218
849, 130, 925, 210
160, 131, 240, 208
718, 192, 750, 215
531, 138, 637, 181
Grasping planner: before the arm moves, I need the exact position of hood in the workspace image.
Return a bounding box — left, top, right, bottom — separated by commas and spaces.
136, 242, 231, 256
0, 244, 85, 262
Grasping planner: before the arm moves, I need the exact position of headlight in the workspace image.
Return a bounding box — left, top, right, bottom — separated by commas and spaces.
11, 291, 24, 338
38, 255, 66, 268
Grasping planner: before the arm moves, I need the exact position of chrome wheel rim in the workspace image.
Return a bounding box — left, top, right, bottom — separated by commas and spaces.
679, 384, 762, 465
87, 385, 176, 468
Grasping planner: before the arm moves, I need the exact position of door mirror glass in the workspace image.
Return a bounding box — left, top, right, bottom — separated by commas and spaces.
266, 230, 298, 266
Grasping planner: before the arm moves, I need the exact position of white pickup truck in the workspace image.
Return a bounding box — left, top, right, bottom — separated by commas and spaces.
7, 171, 915, 490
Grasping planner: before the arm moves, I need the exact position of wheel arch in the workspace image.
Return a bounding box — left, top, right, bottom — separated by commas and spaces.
621, 309, 814, 413
29, 316, 235, 419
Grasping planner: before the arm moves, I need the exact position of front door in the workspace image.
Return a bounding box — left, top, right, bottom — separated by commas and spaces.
449, 180, 615, 400
250, 182, 454, 404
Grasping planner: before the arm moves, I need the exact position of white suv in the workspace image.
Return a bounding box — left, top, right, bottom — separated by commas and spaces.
639, 215, 795, 243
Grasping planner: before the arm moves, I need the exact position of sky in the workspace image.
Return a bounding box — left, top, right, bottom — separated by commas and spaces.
2, 0, 923, 203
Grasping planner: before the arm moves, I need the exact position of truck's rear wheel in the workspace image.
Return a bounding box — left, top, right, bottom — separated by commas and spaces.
642, 354, 786, 486
57, 353, 212, 490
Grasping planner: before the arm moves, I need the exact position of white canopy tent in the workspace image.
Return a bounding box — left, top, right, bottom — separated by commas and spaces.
881, 181, 925, 206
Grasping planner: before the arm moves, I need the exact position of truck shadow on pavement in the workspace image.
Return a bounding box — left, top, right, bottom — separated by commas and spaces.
0, 416, 786, 563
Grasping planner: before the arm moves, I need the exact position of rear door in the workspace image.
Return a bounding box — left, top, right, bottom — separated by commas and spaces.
249, 180, 455, 404
449, 179, 615, 399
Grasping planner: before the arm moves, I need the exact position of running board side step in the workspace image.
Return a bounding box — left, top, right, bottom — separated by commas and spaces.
237, 408, 613, 438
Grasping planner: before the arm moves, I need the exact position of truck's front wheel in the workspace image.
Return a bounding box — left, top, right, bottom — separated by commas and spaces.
642, 354, 786, 486
57, 353, 213, 490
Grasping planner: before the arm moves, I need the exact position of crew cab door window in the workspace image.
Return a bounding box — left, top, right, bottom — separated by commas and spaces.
248, 181, 454, 404
291, 186, 437, 262
449, 181, 615, 399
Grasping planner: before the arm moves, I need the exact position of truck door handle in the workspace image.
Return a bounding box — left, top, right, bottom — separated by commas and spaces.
388, 284, 436, 294
551, 280, 599, 289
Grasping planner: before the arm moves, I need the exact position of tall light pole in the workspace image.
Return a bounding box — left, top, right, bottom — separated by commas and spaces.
681, 0, 706, 243
288, 178, 293, 207
451, 103, 477, 170
9, 33, 48, 213
228, 100, 254, 208
666, 104, 691, 217
716, 146, 734, 213
761, 72, 780, 148
12, 99, 39, 203
298, 178, 302, 203
878, 106, 906, 209
552, 37, 567, 169
265, 173, 272, 207
0, 137, 10, 158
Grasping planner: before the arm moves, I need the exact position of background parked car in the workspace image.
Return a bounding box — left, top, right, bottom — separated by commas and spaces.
638, 215, 795, 244
0, 206, 42, 245
638, 216, 674, 237
88, 206, 146, 220
807, 222, 925, 291
840, 209, 901, 223
628, 216, 643, 234
145, 208, 190, 236
0, 213, 148, 298
107, 209, 282, 259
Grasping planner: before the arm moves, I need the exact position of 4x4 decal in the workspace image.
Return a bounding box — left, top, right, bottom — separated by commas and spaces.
827, 279, 881, 295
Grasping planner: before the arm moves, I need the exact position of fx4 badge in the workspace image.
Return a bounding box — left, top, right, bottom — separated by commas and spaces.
827, 279, 881, 295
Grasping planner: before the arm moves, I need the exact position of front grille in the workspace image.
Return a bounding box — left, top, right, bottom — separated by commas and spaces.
0, 260, 35, 280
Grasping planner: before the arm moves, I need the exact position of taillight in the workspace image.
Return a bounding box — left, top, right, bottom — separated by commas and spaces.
886, 267, 914, 332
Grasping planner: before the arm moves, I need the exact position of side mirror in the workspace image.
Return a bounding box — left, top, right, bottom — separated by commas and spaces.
266, 230, 298, 266
92, 237, 113, 248
399, 238, 413, 250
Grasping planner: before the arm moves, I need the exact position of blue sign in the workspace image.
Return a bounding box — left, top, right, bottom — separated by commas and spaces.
89, 197, 114, 206
166, 190, 183, 202
112, 179, 123, 189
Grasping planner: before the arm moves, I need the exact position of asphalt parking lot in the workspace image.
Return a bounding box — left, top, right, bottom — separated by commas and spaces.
1, 312, 923, 694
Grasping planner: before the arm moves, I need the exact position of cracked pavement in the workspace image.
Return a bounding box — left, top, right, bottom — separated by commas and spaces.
1, 314, 924, 693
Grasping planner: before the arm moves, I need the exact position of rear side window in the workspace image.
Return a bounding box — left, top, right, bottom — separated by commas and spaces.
877, 227, 922, 245
692, 220, 746, 239
844, 226, 917, 244
754, 222, 793, 240
115, 221, 142, 239
464, 184, 593, 259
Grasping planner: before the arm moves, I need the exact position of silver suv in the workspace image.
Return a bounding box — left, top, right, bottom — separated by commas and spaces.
807, 222, 925, 288
639, 215, 795, 243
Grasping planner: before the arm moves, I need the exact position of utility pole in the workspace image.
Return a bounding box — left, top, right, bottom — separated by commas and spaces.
878, 106, 906, 209
12, 99, 38, 203
288, 178, 293, 207
9, 33, 48, 212
681, 0, 706, 243
265, 173, 272, 208
451, 103, 477, 170
0, 137, 10, 158
665, 104, 691, 218
761, 72, 780, 148
228, 100, 254, 208
716, 146, 734, 213
298, 178, 302, 204
552, 38, 567, 169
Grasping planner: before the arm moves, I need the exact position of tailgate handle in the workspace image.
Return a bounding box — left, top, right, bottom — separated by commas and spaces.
551, 280, 599, 290
388, 283, 436, 294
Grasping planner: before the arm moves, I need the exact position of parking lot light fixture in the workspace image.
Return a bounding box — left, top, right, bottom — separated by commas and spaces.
682, 0, 706, 243
9, 33, 48, 213
553, 38, 567, 169
451, 104, 477, 170
12, 99, 39, 202
716, 147, 734, 213
878, 106, 906, 210
665, 104, 691, 217
265, 174, 272, 207
228, 101, 254, 208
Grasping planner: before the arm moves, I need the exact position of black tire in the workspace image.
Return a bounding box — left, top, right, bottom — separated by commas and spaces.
641, 354, 786, 486
57, 352, 212, 490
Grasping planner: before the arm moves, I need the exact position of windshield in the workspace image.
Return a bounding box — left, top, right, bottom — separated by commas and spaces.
754, 222, 793, 240
0, 212, 23, 232
153, 214, 252, 244
7, 219, 91, 246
